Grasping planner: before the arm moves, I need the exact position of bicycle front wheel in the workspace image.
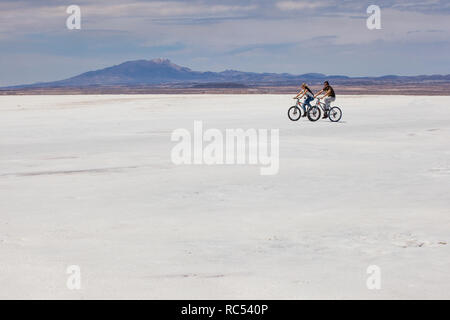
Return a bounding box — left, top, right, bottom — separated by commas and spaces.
329, 107, 342, 122
288, 106, 302, 121
307, 106, 321, 122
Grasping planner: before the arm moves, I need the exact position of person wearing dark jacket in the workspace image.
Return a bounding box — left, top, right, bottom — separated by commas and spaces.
315, 81, 336, 119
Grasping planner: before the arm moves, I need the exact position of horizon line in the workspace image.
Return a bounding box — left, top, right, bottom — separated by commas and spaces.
3, 58, 450, 89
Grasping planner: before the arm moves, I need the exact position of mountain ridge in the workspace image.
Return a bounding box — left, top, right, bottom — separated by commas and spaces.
5, 58, 450, 89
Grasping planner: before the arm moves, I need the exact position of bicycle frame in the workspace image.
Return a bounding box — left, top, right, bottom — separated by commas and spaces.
314, 99, 327, 112
295, 98, 313, 111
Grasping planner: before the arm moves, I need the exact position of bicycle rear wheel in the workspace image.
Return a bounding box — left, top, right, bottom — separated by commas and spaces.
288, 106, 302, 121
307, 106, 321, 122
329, 107, 342, 122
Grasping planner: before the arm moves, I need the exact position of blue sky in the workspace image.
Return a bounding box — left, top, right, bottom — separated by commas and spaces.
0, 0, 449, 86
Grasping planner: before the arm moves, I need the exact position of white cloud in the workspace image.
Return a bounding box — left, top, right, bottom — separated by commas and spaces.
0, 0, 449, 83
276, 1, 329, 11
0, 1, 258, 38
82, 1, 257, 18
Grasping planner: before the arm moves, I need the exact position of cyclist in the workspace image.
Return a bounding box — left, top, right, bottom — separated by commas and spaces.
314, 81, 336, 119
294, 83, 315, 117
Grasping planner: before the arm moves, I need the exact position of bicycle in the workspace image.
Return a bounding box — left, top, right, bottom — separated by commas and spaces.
287, 98, 314, 121
307, 98, 343, 122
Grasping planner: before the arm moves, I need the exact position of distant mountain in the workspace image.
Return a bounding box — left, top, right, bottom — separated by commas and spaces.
6, 58, 450, 89
7, 58, 343, 88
